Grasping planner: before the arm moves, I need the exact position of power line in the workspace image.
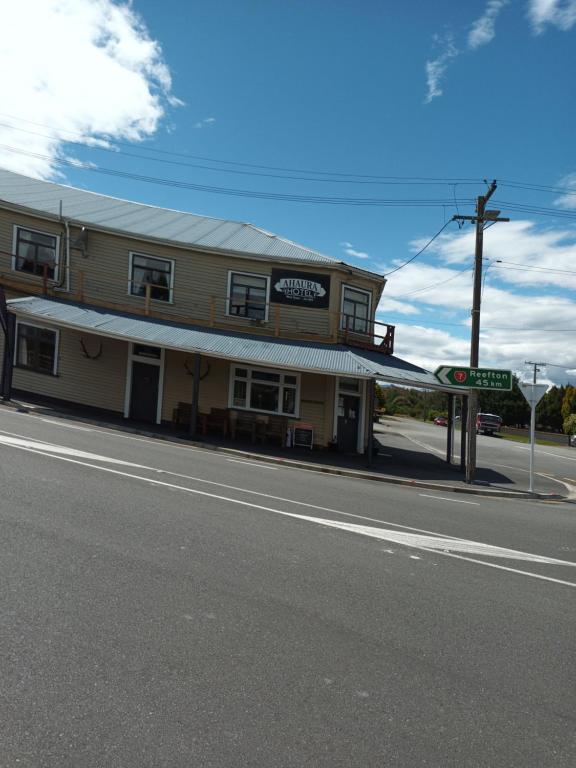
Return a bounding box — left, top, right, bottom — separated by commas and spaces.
0, 121, 487, 188
387, 265, 473, 298
0, 112, 483, 183
0, 146, 478, 208
382, 220, 453, 277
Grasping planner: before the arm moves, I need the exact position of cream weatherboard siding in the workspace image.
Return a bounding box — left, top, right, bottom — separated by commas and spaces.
0, 208, 382, 341
161, 351, 230, 423
0, 326, 127, 414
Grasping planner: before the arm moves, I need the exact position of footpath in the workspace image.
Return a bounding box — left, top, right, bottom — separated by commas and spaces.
0, 398, 571, 501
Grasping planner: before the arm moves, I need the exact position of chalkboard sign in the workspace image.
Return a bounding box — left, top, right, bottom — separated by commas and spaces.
292, 423, 314, 449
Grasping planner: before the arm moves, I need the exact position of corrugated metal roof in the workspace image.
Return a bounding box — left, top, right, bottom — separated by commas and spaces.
7, 297, 455, 390
0, 169, 380, 273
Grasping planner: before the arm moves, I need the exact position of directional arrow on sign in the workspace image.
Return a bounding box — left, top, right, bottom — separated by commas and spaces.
435, 366, 453, 386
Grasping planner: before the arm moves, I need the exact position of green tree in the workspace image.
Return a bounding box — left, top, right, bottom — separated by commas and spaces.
561, 386, 576, 422
563, 413, 576, 437
538, 386, 565, 431
478, 375, 529, 427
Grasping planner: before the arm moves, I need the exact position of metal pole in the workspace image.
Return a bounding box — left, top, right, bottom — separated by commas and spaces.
529, 403, 536, 493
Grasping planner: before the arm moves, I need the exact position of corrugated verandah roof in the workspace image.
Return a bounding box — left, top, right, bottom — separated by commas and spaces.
8, 297, 458, 391
0, 169, 381, 278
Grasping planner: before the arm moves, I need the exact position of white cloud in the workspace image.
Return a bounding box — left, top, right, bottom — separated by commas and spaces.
194, 117, 216, 129
468, 0, 509, 49
0, 0, 180, 179
553, 173, 576, 209
424, 34, 459, 103
528, 0, 576, 32
340, 241, 370, 259
376, 220, 576, 382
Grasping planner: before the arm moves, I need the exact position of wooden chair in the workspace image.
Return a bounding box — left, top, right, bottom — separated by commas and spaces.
172, 402, 191, 430
229, 411, 257, 443
203, 407, 229, 437
264, 416, 288, 446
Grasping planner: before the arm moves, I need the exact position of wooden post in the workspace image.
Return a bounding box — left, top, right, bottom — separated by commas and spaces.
1, 313, 15, 401
76, 270, 84, 302
209, 296, 215, 327
43, 263, 49, 295
446, 393, 454, 464
460, 394, 468, 471
331, 312, 338, 343
144, 283, 151, 315
189, 353, 201, 437
366, 379, 376, 467
274, 306, 280, 337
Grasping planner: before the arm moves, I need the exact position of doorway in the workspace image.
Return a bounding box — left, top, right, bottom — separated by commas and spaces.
337, 393, 360, 452
130, 361, 160, 422
124, 343, 165, 424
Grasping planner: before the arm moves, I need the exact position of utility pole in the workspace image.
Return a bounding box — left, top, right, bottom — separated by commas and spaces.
453, 180, 509, 483
525, 361, 546, 384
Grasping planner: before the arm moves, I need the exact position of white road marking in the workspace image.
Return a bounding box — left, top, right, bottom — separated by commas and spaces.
419, 494, 480, 506
39, 418, 93, 432
227, 459, 280, 470
0, 428, 462, 539
2, 436, 576, 588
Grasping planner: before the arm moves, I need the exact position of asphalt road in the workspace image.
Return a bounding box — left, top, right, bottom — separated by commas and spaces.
383, 417, 576, 495
1, 408, 575, 767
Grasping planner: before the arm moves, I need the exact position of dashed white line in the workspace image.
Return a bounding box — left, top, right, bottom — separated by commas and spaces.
227, 459, 280, 470
419, 494, 480, 506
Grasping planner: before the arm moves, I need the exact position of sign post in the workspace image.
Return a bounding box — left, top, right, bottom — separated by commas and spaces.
518, 382, 548, 493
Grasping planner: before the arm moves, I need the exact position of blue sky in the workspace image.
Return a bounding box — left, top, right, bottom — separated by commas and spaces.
1, 0, 576, 383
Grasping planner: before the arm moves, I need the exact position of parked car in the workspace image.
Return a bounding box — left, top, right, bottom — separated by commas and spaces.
433, 415, 448, 426
570, 434, 576, 447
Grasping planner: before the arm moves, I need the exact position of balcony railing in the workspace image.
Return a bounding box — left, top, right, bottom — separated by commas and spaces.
0, 251, 395, 354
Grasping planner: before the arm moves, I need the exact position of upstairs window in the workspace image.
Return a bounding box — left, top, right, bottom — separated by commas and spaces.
341, 285, 371, 334
129, 253, 173, 302
227, 272, 269, 321
13, 227, 59, 280
15, 322, 58, 375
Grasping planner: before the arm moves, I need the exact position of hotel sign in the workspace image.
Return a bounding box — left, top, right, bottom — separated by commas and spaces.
270, 269, 330, 309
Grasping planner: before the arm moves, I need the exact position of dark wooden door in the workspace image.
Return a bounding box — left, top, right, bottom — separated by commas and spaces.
337, 394, 360, 452
130, 361, 159, 423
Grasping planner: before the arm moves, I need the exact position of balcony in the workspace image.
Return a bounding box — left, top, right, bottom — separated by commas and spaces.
0, 254, 394, 354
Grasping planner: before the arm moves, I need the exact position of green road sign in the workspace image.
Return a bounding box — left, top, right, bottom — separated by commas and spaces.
435, 366, 512, 390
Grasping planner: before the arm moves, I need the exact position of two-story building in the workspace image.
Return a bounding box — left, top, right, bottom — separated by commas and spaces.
0, 168, 450, 454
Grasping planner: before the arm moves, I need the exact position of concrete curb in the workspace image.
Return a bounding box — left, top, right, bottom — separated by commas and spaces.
0, 400, 567, 501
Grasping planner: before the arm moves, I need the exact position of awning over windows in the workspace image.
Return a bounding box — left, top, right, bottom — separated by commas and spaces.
8, 297, 459, 391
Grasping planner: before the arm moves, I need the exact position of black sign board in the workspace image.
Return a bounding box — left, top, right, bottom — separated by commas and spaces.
292, 424, 314, 449
270, 269, 330, 309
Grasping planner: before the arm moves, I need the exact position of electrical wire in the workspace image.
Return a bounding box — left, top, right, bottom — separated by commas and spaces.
387, 265, 473, 299
0, 112, 483, 183
382, 220, 454, 277
0, 145, 478, 208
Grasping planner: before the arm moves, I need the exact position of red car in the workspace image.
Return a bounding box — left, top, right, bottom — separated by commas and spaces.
433, 416, 448, 426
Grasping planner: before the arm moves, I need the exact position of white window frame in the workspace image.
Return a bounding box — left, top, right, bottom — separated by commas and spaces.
228, 364, 300, 417
12, 225, 60, 282
128, 251, 175, 304
340, 284, 372, 334
123, 342, 166, 425
14, 320, 60, 376
226, 271, 270, 322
